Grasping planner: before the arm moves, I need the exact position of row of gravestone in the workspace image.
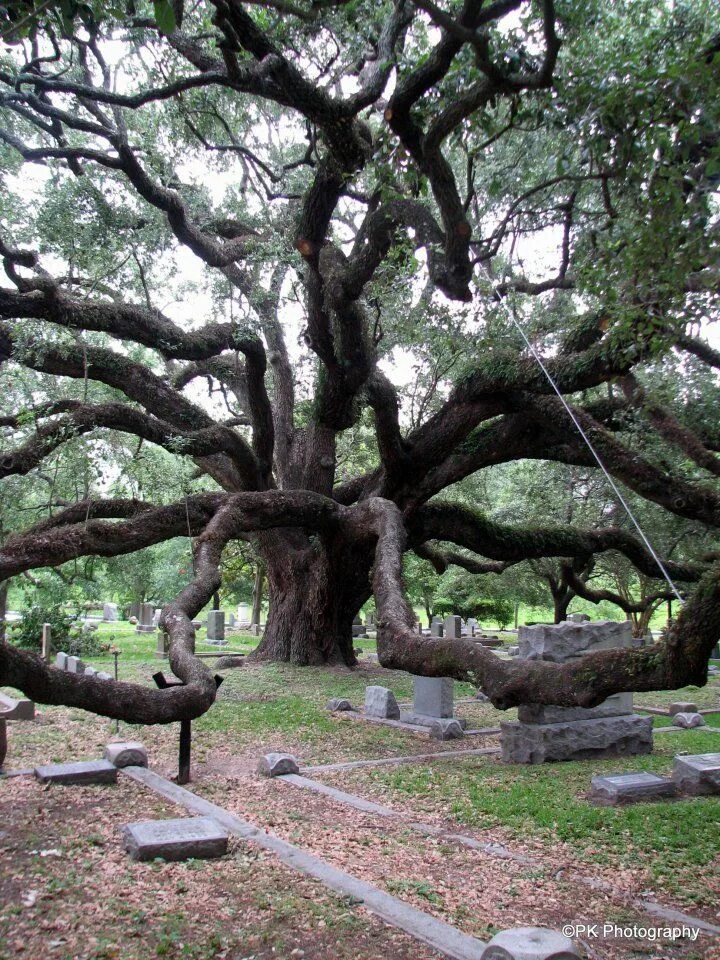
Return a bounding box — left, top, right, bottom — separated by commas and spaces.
54, 652, 113, 681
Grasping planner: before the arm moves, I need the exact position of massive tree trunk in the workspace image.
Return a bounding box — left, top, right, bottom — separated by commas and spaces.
252, 532, 372, 665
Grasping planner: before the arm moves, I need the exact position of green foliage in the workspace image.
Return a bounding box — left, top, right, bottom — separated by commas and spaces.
8, 603, 77, 651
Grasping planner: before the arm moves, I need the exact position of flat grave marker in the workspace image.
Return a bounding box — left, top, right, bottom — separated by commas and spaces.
590, 772, 676, 805
34, 759, 118, 785
122, 816, 229, 862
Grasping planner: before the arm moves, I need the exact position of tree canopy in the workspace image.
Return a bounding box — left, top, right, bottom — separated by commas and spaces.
2, 0, 720, 723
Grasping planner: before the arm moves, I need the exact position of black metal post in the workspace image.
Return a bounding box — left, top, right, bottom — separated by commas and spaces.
153, 671, 223, 784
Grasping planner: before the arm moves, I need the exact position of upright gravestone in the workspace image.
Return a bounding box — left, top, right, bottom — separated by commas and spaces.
237, 603, 251, 627
501, 620, 652, 764
430, 620, 444, 638
227, 611, 236, 628
152, 608, 162, 628
444, 615, 462, 639
156, 631, 170, 659
352, 615, 365, 637
402, 676, 466, 737
126, 601, 141, 622
103, 602, 118, 622
136, 602, 156, 634
207, 610, 226, 644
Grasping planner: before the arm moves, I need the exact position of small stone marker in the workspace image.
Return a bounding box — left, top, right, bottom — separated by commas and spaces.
364, 685, 400, 720
430, 620, 444, 638
430, 718, 464, 740
122, 816, 228, 862
66, 656, 85, 674
482, 926, 580, 959
673, 753, 720, 795
327, 698, 353, 712
96, 671, 113, 681
54, 651, 68, 670
83, 666, 97, 677
258, 753, 300, 777
672, 712, 706, 729
589, 772, 676, 805
669, 701, 698, 715
34, 759, 118, 785
105, 742, 148, 768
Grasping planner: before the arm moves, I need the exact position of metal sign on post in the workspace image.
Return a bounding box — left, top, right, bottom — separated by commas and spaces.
152, 671, 223, 785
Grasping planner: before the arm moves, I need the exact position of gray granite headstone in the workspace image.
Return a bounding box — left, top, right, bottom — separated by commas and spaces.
207, 610, 225, 642
430, 620, 444, 638
96, 671, 112, 681
34, 759, 118, 785
443, 615, 462, 640
66, 656, 86, 674
590, 771, 676, 805
103, 602, 118, 622
673, 753, 720, 795
122, 817, 228, 862
54, 652, 68, 670
364, 685, 400, 719
136, 602, 155, 634
413, 676, 454, 719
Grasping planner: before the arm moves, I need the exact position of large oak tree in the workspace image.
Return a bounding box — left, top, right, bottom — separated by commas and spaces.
2, 0, 720, 723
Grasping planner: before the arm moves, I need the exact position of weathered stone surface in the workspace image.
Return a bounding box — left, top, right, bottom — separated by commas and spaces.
364, 685, 400, 720
444, 615, 462, 639
482, 926, 580, 959
34, 759, 118, 785
214, 656, 244, 670
207, 610, 225, 642
518, 620, 631, 663
589, 772, 676, 805
672, 712, 706, 729
105, 742, 148, 768
66, 656, 85, 674
327, 698, 353, 712
429, 719, 464, 741
122, 816, 228, 862
669, 701, 698, 715
518, 692, 634, 725
257, 753, 300, 777
54, 652, 68, 670
567, 613, 590, 623
413, 676, 454, 719
672, 753, 720, 795
501, 715, 653, 764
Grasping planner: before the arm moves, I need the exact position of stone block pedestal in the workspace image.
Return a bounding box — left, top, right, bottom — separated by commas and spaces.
501, 714, 653, 764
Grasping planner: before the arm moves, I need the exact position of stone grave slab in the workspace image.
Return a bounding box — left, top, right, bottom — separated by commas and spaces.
501, 714, 653, 764
34, 759, 118, 785
673, 753, 720, 795
589, 771, 676, 805
122, 816, 228, 862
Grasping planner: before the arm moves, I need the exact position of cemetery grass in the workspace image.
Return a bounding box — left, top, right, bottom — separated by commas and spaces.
3, 623, 720, 958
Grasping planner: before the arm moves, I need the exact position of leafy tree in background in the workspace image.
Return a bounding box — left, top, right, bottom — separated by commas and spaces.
1, 0, 720, 723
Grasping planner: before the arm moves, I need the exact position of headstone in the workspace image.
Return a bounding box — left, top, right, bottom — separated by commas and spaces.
207, 610, 225, 643
41, 623, 52, 662
105, 741, 148, 768
482, 926, 580, 959
672, 712, 706, 729
152, 608, 162, 627
122, 817, 228, 862
156, 631, 170, 659
352, 615, 365, 638
402, 676, 466, 731
136, 602, 156, 634
508, 645, 520, 657
66, 656, 86, 674
34, 759, 118, 785
502, 621, 652, 764
237, 603, 251, 626
126, 601, 141, 621
257, 753, 300, 777
103, 603, 118, 622
589, 772, 677, 805
430, 620, 444, 638
96, 671, 113, 681
327, 698, 353, 712
444, 615, 462, 640
84, 666, 97, 677
0, 692, 35, 720
364, 686, 400, 720
672, 753, 720, 795
227, 612, 236, 628
430, 718, 464, 740
669, 701, 697, 715
54, 652, 68, 670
